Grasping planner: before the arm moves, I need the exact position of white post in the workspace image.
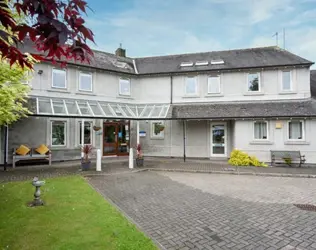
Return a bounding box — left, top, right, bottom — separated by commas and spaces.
81, 119, 84, 158
129, 148, 134, 169
96, 149, 101, 171
136, 121, 140, 145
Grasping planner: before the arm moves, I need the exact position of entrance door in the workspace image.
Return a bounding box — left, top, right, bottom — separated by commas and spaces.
211, 123, 227, 157
103, 122, 130, 156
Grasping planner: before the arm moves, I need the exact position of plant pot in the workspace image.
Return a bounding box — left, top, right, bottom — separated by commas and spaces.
136, 158, 144, 167
81, 160, 91, 171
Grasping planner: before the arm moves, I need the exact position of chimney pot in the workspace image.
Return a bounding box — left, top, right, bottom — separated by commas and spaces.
115, 48, 126, 57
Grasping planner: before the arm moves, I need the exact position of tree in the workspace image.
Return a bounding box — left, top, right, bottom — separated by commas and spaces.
0, 0, 94, 68
0, 62, 31, 125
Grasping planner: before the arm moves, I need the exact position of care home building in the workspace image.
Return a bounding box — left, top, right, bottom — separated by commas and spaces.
1, 43, 316, 166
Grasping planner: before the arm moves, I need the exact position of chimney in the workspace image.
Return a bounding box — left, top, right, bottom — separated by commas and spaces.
115, 44, 126, 57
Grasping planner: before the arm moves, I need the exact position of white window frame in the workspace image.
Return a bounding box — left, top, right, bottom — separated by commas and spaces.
208, 75, 221, 94
288, 120, 305, 141
119, 77, 131, 96
151, 121, 165, 139
185, 76, 198, 96
253, 121, 269, 140
281, 70, 292, 91
247, 72, 261, 92
51, 120, 67, 147
79, 72, 93, 92
77, 121, 93, 146
52, 68, 67, 89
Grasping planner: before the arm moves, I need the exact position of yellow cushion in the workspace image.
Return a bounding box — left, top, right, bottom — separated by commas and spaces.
16, 145, 30, 156
35, 144, 49, 155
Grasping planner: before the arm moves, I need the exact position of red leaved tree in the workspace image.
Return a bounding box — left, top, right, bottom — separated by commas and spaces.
0, 0, 94, 68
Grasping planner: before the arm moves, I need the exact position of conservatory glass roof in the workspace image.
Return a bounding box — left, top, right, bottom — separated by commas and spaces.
32, 97, 170, 120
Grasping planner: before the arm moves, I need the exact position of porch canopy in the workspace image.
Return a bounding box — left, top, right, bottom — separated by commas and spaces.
29, 96, 170, 120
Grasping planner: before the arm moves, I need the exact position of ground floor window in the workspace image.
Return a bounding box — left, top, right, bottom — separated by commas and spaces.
51, 121, 66, 146
151, 121, 165, 139
78, 121, 92, 145
254, 121, 268, 140
288, 120, 304, 140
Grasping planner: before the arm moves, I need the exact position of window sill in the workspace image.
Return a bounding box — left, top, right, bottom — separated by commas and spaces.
182, 95, 200, 98
243, 92, 264, 96
284, 141, 310, 145
250, 141, 274, 145
75, 91, 96, 96
279, 91, 297, 95
48, 89, 70, 93
50, 146, 68, 150
117, 95, 133, 100
205, 93, 224, 97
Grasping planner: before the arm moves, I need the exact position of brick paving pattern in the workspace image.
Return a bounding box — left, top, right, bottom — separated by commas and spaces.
88, 171, 316, 250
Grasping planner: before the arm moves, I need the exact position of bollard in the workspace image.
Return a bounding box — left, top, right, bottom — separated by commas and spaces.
129, 148, 134, 169
29, 177, 45, 207
96, 149, 102, 171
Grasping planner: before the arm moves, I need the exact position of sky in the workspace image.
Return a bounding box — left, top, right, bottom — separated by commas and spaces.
85, 0, 316, 68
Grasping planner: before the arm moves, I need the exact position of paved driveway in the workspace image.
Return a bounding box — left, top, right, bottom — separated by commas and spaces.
88, 172, 316, 250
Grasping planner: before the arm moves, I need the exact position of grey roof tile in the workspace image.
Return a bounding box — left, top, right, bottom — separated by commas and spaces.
172, 100, 316, 119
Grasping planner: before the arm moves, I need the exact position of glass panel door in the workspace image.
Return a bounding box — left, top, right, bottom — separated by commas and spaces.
103, 123, 117, 155
117, 122, 130, 155
211, 124, 226, 156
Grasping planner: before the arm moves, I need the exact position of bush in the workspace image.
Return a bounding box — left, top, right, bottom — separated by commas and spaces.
228, 149, 268, 167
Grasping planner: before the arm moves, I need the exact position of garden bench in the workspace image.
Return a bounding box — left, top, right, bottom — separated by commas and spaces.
13, 146, 52, 168
270, 150, 305, 167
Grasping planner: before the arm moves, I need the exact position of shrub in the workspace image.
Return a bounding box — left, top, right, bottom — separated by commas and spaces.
228, 149, 268, 167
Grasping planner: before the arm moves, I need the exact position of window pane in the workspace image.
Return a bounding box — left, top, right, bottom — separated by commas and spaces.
79, 122, 92, 144
282, 71, 291, 91
185, 77, 197, 94
248, 73, 259, 91
52, 69, 66, 88
52, 121, 65, 145
254, 122, 267, 139
208, 76, 220, 93
152, 121, 165, 138
289, 121, 303, 139
119, 78, 130, 95
80, 73, 92, 91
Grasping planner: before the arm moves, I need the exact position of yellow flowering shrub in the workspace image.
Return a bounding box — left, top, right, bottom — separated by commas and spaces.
228, 149, 268, 167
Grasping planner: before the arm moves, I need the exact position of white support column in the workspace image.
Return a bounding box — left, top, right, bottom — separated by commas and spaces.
129, 148, 134, 169
136, 121, 140, 145
81, 119, 84, 158
96, 149, 101, 171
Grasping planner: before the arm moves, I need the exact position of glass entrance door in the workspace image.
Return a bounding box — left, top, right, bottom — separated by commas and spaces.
211, 123, 226, 157
103, 122, 130, 156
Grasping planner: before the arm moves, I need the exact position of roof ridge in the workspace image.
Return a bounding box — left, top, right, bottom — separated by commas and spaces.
92, 48, 134, 61
134, 46, 280, 60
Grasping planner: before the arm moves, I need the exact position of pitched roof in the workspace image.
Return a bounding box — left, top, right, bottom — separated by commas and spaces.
19, 39, 313, 75
311, 70, 316, 98
172, 100, 316, 119
134, 47, 313, 74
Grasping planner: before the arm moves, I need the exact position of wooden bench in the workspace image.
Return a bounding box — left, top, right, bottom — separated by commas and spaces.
270, 150, 305, 167
13, 148, 52, 168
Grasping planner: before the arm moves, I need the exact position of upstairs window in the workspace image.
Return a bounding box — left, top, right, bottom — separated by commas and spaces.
52, 69, 66, 88
254, 121, 268, 140
119, 78, 131, 96
79, 72, 92, 91
288, 121, 304, 140
247, 73, 260, 92
208, 75, 221, 94
185, 76, 198, 95
282, 71, 292, 91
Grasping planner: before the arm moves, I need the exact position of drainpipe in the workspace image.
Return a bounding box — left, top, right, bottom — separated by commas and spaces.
183, 120, 186, 162
81, 119, 84, 158
170, 75, 173, 104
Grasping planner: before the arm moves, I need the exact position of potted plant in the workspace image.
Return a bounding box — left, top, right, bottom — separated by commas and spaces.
135, 143, 144, 167
81, 144, 93, 171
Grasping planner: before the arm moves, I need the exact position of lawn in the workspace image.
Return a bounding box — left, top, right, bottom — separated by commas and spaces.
0, 176, 157, 250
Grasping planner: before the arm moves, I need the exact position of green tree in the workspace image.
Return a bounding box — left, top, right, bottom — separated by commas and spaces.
0, 62, 31, 125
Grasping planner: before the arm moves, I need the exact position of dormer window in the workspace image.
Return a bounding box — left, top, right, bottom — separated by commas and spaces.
211, 59, 224, 65
195, 61, 209, 66
180, 62, 193, 67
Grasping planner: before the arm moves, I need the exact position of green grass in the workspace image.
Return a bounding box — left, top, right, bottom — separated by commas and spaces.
0, 176, 157, 250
